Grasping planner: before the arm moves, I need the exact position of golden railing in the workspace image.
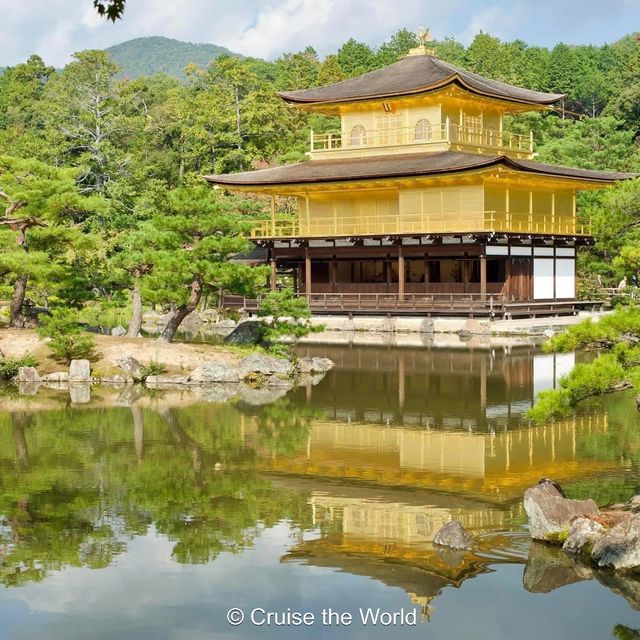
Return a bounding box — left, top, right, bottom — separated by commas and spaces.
251, 212, 590, 238
310, 121, 533, 154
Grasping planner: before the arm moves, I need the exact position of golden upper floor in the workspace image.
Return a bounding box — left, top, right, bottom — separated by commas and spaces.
278, 48, 563, 161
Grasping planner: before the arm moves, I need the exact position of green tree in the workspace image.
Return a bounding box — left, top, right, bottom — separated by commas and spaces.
0, 156, 102, 327
337, 39, 376, 77
44, 50, 124, 193
376, 29, 418, 66
138, 187, 262, 342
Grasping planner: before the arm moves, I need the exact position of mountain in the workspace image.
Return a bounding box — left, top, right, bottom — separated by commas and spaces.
105, 36, 241, 79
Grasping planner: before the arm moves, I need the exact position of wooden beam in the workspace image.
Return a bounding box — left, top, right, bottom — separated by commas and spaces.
270, 258, 277, 292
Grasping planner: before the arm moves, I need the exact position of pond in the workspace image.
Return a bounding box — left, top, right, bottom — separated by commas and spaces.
1, 344, 639, 639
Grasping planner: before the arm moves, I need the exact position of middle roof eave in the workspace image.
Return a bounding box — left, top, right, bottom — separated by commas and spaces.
204, 151, 638, 188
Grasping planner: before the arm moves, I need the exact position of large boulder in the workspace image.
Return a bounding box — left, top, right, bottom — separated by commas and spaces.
223, 321, 265, 346
111, 325, 127, 336
592, 514, 640, 573
563, 517, 606, 555
114, 354, 142, 378
296, 356, 335, 374
16, 367, 41, 383
69, 359, 91, 382
433, 520, 472, 551
524, 480, 599, 542
190, 361, 240, 384
237, 353, 293, 379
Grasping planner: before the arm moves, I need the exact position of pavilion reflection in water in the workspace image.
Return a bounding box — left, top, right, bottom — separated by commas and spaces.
248, 346, 613, 613
294, 344, 576, 428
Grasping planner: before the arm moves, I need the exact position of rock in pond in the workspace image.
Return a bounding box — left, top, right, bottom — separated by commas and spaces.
224, 321, 265, 346
190, 361, 240, 384
296, 356, 335, 374
563, 517, 606, 555
16, 367, 41, 383
145, 375, 190, 388
238, 353, 293, 378
592, 514, 640, 573
69, 359, 91, 382
115, 354, 142, 378
433, 520, 472, 551
524, 479, 599, 542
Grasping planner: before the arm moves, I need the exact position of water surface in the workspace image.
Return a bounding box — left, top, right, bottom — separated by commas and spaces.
1, 345, 639, 639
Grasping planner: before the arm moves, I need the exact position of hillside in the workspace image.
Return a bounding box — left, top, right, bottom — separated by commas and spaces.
105, 36, 241, 78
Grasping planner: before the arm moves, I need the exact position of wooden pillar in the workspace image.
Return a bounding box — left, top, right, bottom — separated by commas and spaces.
462, 256, 470, 293
424, 259, 429, 292
398, 243, 405, 301
480, 252, 487, 301
305, 244, 311, 300
330, 259, 337, 293
398, 352, 405, 413
270, 257, 277, 292
270, 194, 276, 236
385, 257, 391, 291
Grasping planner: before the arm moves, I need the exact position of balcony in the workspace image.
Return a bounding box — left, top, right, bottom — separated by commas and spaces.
251, 211, 590, 239
309, 122, 534, 160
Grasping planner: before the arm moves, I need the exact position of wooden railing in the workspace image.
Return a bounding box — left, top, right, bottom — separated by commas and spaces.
224, 292, 506, 315
310, 121, 533, 155
222, 293, 602, 318
251, 211, 591, 239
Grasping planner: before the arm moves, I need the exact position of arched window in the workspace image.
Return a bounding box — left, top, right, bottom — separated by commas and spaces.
350, 124, 367, 146
414, 118, 432, 142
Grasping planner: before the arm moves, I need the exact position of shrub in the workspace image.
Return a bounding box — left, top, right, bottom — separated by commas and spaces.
37, 309, 97, 364
0, 355, 39, 380
138, 361, 168, 381
257, 289, 323, 354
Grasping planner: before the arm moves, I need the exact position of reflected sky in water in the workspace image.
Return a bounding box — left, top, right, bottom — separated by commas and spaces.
1, 344, 639, 639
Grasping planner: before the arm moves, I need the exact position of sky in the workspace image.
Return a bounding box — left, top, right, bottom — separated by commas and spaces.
1, 0, 639, 68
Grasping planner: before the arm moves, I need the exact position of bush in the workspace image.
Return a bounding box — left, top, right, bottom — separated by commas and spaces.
0, 355, 39, 380
37, 309, 97, 364
138, 361, 168, 381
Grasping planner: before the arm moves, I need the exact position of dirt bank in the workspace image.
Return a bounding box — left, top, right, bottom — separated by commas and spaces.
0, 328, 248, 375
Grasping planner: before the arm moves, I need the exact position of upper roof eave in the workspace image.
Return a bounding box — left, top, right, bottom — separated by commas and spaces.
277, 74, 565, 109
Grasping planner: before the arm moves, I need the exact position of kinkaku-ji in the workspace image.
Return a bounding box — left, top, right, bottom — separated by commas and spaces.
206, 30, 636, 319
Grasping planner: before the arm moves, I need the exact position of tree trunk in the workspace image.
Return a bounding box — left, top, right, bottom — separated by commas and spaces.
126, 279, 143, 337
9, 274, 28, 328
157, 275, 203, 343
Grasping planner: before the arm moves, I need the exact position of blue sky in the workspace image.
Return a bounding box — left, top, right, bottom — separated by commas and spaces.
1, 0, 639, 67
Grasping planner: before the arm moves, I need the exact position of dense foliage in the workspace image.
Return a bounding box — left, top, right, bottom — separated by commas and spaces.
0, 29, 639, 339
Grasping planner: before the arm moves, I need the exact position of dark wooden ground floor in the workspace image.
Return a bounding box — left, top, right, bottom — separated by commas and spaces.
236, 234, 596, 317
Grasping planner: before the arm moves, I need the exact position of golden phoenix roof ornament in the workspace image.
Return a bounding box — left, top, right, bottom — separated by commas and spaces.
409, 27, 436, 56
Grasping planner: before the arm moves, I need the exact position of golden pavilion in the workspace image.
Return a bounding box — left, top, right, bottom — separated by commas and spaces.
206, 34, 635, 317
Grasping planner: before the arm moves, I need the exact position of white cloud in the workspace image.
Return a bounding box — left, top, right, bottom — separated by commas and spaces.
0, 0, 637, 68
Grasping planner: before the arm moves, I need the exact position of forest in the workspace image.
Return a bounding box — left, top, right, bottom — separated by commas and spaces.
1, 28, 640, 342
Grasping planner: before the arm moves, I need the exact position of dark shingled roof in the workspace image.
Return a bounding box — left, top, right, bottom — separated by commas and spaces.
205, 151, 637, 188
277, 53, 565, 107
